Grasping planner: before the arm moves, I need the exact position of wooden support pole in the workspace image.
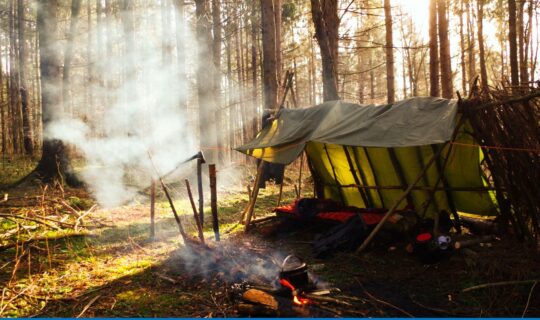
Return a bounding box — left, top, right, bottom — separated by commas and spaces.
343, 146, 370, 206
362, 147, 386, 207
413, 146, 441, 215
430, 144, 461, 233
323, 143, 346, 204
146, 151, 188, 243
197, 158, 204, 226
387, 148, 415, 208
150, 179, 156, 239
276, 181, 284, 206
351, 148, 375, 206
244, 161, 264, 232
356, 142, 449, 254
297, 152, 304, 198
185, 179, 205, 244
209, 164, 220, 241
159, 178, 189, 243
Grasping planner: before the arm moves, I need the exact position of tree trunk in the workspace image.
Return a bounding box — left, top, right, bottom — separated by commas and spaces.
438, 0, 453, 98
9, 0, 22, 154
429, 0, 440, 97
195, 0, 217, 164
260, 0, 278, 111
62, 0, 82, 115
0, 42, 6, 158
310, 36, 316, 104
517, 0, 527, 84
459, 0, 467, 96
310, 0, 340, 101
173, 0, 187, 114
383, 0, 395, 103
466, 0, 476, 92
477, 0, 489, 90
161, 0, 172, 65
508, 0, 520, 86
212, 0, 223, 162
35, 0, 78, 184
18, 0, 33, 156
250, 2, 259, 136
274, 0, 282, 84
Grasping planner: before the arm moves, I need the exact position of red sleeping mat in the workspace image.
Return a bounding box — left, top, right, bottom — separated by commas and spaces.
274, 198, 408, 226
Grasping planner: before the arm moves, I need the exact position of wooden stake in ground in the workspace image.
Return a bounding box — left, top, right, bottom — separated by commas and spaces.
185, 179, 205, 244
297, 152, 305, 198
209, 164, 220, 241
150, 179, 156, 239
197, 158, 204, 226
276, 181, 284, 207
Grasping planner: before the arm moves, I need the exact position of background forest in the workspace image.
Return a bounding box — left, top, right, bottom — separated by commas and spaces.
0, 0, 538, 194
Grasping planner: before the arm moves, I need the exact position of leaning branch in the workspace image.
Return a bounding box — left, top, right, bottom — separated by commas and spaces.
462, 280, 540, 293
0, 232, 95, 252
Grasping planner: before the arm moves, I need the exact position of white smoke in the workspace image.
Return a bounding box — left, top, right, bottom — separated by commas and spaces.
45, 5, 198, 207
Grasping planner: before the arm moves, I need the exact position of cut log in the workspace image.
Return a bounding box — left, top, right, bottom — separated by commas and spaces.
454, 235, 496, 250
459, 216, 500, 235
242, 289, 279, 310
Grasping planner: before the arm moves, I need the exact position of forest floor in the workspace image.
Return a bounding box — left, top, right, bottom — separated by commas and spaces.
0, 159, 539, 317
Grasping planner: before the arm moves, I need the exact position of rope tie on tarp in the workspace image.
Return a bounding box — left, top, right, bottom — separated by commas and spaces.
450, 141, 540, 153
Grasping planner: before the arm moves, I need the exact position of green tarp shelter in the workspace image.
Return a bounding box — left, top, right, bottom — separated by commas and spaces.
236, 97, 498, 218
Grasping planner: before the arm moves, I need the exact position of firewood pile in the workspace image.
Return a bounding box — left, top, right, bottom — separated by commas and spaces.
461, 86, 540, 242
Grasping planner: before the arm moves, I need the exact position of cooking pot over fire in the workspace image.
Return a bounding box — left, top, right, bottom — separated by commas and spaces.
279, 254, 309, 289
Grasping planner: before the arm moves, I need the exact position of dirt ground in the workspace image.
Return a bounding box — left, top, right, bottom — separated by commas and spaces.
1, 163, 539, 317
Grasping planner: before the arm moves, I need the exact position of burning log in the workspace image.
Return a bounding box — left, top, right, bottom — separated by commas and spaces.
242, 289, 278, 309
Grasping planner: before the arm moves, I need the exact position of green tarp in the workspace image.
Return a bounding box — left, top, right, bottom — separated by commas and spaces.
236, 97, 497, 217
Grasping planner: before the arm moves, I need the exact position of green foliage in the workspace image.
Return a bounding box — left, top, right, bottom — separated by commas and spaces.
282, 2, 296, 21
67, 196, 93, 210
0, 157, 37, 186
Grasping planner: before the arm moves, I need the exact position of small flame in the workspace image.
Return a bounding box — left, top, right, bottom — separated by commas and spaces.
293, 295, 310, 305
279, 278, 310, 306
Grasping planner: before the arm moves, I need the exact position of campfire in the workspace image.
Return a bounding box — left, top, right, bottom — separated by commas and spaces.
229, 254, 368, 317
